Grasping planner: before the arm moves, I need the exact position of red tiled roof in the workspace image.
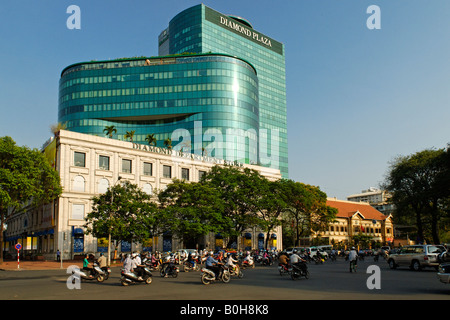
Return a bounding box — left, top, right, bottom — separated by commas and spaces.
327, 199, 388, 221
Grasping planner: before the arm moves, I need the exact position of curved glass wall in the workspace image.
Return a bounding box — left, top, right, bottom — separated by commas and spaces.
160, 4, 288, 177
58, 53, 259, 164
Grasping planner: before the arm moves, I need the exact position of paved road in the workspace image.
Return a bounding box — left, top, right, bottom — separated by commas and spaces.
0, 258, 448, 301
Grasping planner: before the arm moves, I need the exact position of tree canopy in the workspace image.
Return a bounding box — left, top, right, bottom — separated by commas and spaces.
0, 136, 62, 262
383, 146, 450, 244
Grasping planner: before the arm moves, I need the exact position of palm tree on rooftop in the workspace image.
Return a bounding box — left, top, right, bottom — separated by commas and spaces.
103, 125, 117, 139
145, 133, 157, 146
164, 137, 172, 150
124, 130, 136, 142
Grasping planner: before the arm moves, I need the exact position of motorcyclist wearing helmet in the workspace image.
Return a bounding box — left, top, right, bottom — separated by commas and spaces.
132, 252, 145, 280
290, 249, 307, 274
205, 251, 221, 279
225, 252, 238, 273
348, 247, 358, 272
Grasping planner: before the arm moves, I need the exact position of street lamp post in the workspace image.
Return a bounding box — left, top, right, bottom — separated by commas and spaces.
108, 176, 121, 267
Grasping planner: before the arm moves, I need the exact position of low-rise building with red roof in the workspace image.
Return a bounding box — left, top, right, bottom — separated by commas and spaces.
312, 198, 394, 247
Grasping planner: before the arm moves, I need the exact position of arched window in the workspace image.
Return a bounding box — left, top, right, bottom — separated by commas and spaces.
73, 175, 85, 192
142, 183, 153, 195
98, 178, 110, 194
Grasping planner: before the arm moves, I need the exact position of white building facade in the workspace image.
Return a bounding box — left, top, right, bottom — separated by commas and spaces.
4, 130, 282, 260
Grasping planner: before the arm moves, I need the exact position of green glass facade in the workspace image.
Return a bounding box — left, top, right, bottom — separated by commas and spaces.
159, 5, 288, 177
58, 53, 260, 163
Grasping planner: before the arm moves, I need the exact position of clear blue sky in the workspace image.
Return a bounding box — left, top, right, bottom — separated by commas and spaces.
1, 0, 449, 200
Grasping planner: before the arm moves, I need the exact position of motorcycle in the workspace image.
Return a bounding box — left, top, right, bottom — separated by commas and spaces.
278, 263, 290, 276
145, 258, 162, 271
100, 265, 111, 280
313, 255, 324, 264
227, 264, 243, 278
201, 264, 231, 285
120, 266, 153, 286
261, 256, 273, 266
160, 263, 179, 278
183, 259, 200, 272
289, 263, 309, 280
73, 262, 108, 282
241, 256, 255, 269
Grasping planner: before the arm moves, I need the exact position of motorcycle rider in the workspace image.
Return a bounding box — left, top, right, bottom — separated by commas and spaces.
290, 249, 307, 274
278, 251, 289, 269
83, 254, 94, 278
123, 253, 132, 273
187, 251, 197, 269
132, 252, 145, 280
205, 251, 221, 280
348, 247, 358, 272
97, 252, 107, 268
225, 253, 238, 273
243, 251, 253, 266
162, 253, 175, 277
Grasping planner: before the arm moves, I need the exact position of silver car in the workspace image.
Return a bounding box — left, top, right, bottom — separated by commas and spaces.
387, 245, 446, 271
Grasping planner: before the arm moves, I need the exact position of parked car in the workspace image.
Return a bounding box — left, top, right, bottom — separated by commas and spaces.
309, 246, 329, 258
437, 263, 450, 284
387, 245, 446, 271
285, 247, 304, 255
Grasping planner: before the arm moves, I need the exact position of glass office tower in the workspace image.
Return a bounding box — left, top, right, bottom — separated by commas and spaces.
159, 4, 288, 178
58, 53, 260, 164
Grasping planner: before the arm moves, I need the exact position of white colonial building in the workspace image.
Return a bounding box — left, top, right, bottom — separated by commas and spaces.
4, 130, 282, 260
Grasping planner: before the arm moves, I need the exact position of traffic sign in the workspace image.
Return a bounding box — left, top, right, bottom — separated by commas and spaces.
15, 243, 22, 250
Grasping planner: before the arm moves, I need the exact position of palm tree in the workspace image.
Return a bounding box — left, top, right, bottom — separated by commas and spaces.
124, 130, 136, 142
145, 133, 157, 146
103, 125, 117, 138
163, 137, 172, 150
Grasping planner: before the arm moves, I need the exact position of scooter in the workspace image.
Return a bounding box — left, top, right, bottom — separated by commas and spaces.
183, 259, 200, 272
278, 263, 290, 276
289, 263, 309, 280
227, 264, 243, 278
160, 263, 179, 278
74, 263, 107, 282
120, 266, 153, 286
201, 264, 231, 285
241, 256, 255, 269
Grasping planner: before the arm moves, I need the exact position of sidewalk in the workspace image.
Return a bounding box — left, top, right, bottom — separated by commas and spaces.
0, 260, 83, 271
0, 260, 122, 271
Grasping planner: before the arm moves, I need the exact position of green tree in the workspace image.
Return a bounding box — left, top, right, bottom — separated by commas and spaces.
103, 125, 117, 139
383, 147, 449, 244
200, 165, 263, 249
85, 181, 158, 252
158, 179, 226, 247
124, 130, 135, 142
253, 178, 290, 250
282, 181, 336, 246
0, 137, 62, 263
145, 133, 157, 146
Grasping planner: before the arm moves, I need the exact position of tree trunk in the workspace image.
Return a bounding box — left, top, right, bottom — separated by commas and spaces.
430, 199, 440, 244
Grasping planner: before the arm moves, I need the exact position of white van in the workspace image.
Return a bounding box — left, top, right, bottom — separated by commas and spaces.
309, 246, 329, 258
317, 245, 333, 254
